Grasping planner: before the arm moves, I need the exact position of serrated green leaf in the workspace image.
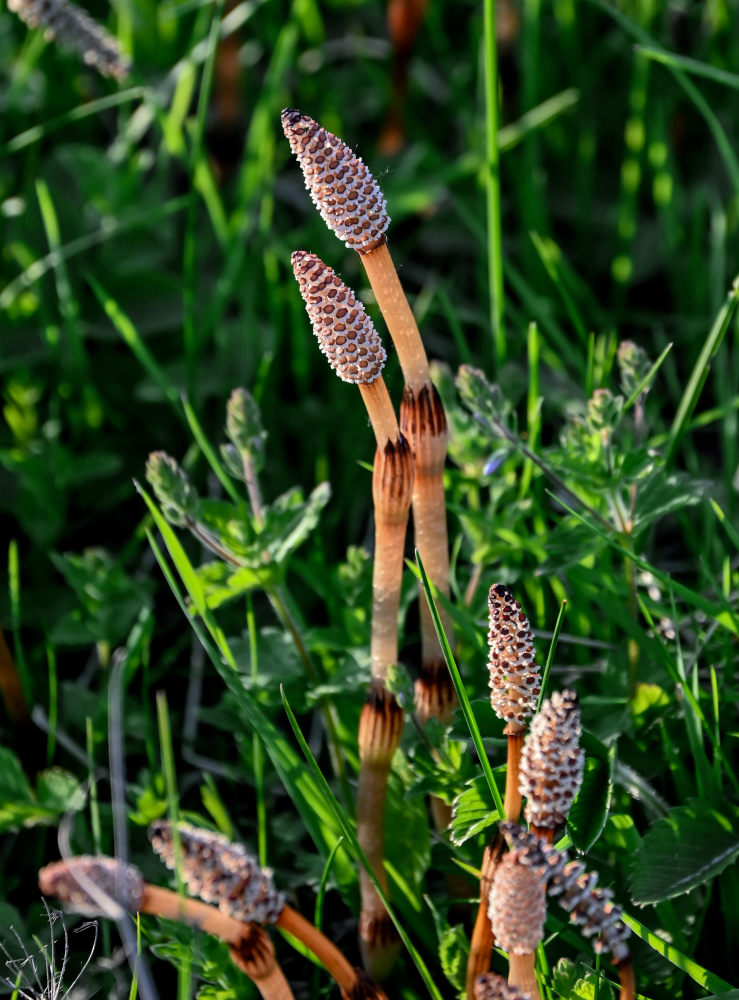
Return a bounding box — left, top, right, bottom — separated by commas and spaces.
629, 798, 739, 904
552, 958, 609, 1000
567, 745, 615, 852
425, 895, 469, 995
451, 774, 498, 846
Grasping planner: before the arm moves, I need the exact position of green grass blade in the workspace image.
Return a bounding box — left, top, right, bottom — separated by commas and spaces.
88, 276, 183, 417
0, 88, 145, 155
622, 911, 733, 992
280, 688, 444, 1000
529, 231, 589, 345
538, 599, 567, 708
634, 45, 739, 91
622, 341, 673, 413
483, 0, 505, 365
709, 499, 739, 552
666, 277, 739, 464
181, 396, 241, 503
413, 550, 505, 820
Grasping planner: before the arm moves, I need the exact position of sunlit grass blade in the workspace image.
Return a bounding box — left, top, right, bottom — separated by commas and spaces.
588, 0, 739, 195
280, 687, 444, 1000
89, 276, 183, 416
181, 396, 241, 504
709, 499, 739, 552
139, 486, 354, 889
634, 45, 739, 91
529, 231, 588, 345
666, 277, 739, 464
622, 341, 673, 412
413, 549, 505, 821
537, 599, 567, 709
622, 911, 732, 993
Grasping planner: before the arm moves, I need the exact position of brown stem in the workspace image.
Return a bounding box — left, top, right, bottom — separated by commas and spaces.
0, 626, 29, 725
229, 927, 295, 1000
508, 952, 541, 1000
359, 378, 403, 448
276, 906, 388, 999
361, 242, 429, 394
503, 724, 525, 822
615, 958, 636, 1000
466, 837, 503, 999
529, 826, 555, 845
142, 886, 293, 1000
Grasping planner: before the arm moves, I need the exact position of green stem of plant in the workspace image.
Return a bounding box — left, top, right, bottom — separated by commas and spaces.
483, 0, 505, 367
247, 594, 267, 868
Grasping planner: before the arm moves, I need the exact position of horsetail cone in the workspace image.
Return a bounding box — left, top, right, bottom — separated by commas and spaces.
499, 822, 631, 963
488, 851, 546, 956
39, 856, 145, 915
519, 689, 584, 831
148, 821, 285, 925
281, 110, 390, 253
487, 585, 541, 730
8, 0, 130, 78
291, 251, 386, 384
474, 974, 532, 1000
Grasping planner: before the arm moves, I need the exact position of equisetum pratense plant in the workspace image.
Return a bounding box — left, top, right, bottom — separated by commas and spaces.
280, 112, 457, 835
291, 249, 410, 979
488, 850, 546, 1000
149, 821, 389, 1000
38, 854, 295, 1000
519, 689, 584, 843
501, 822, 634, 1000
468, 585, 542, 993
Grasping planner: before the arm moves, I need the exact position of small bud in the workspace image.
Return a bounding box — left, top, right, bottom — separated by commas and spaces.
617, 340, 652, 398
226, 388, 266, 466
148, 821, 285, 925
291, 251, 386, 384
39, 856, 145, 915
281, 110, 389, 253
474, 973, 532, 1000
489, 851, 546, 955
520, 689, 584, 830
8, 0, 130, 78
145, 451, 199, 527
487, 585, 541, 728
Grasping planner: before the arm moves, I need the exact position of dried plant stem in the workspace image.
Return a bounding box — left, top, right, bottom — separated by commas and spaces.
140, 886, 293, 1000
466, 838, 502, 999
503, 723, 525, 822
508, 953, 540, 1000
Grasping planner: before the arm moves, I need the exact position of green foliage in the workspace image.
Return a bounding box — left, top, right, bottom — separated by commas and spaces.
2, 0, 739, 997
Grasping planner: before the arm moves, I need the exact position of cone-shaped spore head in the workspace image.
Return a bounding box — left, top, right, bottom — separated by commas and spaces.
39, 856, 145, 915
291, 250, 386, 384
488, 850, 546, 955
487, 584, 541, 727
281, 109, 389, 253
148, 820, 285, 925
520, 689, 584, 830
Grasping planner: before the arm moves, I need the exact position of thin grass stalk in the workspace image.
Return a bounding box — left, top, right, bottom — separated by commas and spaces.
290, 250, 410, 979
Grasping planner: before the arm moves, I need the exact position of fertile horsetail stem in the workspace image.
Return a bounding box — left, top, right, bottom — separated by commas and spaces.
500, 822, 634, 1000
292, 249, 410, 978
466, 837, 503, 999
487, 584, 541, 822
519, 689, 584, 841
8, 0, 130, 78
39, 856, 295, 1000
282, 114, 455, 808
488, 851, 545, 1000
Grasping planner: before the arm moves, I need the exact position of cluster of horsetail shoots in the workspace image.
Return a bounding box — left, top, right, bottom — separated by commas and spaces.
291, 250, 409, 978
38, 853, 295, 1000
281, 112, 457, 815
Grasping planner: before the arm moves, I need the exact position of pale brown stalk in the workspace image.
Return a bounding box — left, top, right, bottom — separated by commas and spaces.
39, 858, 294, 1000
466, 837, 503, 999
291, 249, 409, 978
281, 113, 456, 809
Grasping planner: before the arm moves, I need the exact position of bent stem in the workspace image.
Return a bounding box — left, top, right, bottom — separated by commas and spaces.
466, 837, 503, 999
